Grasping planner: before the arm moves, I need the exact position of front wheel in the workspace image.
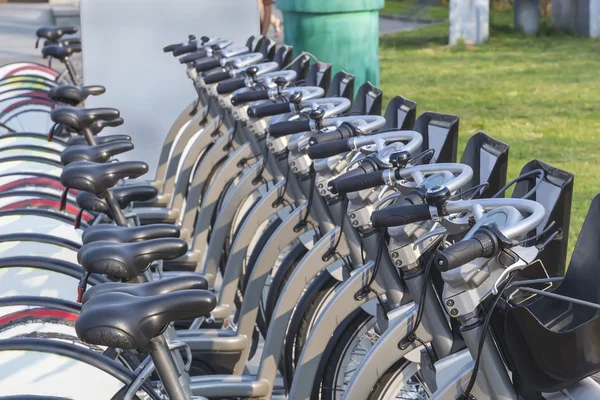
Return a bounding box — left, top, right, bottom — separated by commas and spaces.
318, 310, 431, 400
368, 358, 431, 400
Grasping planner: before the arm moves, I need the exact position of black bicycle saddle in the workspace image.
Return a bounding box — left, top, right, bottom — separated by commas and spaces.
76, 289, 216, 350
36, 26, 78, 41
75, 185, 158, 214
67, 134, 131, 147
81, 274, 208, 304
48, 85, 105, 106
60, 140, 133, 165
77, 238, 188, 280
51, 106, 120, 131
60, 160, 148, 194
82, 224, 180, 245
42, 44, 81, 60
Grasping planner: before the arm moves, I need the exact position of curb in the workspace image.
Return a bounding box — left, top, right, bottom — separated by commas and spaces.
379, 13, 445, 24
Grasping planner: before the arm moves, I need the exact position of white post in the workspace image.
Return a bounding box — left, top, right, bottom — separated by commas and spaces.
514, 0, 540, 35
552, 0, 600, 37
449, 0, 489, 45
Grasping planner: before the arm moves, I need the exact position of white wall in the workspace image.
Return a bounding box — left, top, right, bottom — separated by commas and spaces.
81, 0, 259, 175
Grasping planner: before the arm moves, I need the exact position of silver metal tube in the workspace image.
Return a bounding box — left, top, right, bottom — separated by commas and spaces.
401, 163, 474, 193
362, 230, 406, 306
352, 130, 423, 155
461, 321, 517, 400
320, 115, 387, 133
445, 198, 545, 239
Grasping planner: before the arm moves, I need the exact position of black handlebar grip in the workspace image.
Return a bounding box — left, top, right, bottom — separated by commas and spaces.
268, 119, 312, 138
163, 43, 183, 53
434, 230, 497, 272
307, 139, 351, 160
230, 89, 270, 105
179, 49, 209, 64
371, 202, 432, 228
248, 102, 293, 119
203, 71, 232, 85
308, 123, 357, 146
172, 42, 197, 57
195, 56, 222, 72
331, 170, 384, 195
216, 77, 247, 95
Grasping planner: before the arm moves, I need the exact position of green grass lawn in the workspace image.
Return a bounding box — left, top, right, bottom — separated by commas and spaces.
381, 0, 449, 19
379, 12, 600, 254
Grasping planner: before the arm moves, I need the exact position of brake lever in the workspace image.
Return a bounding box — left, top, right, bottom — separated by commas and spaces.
440, 216, 472, 235
491, 246, 539, 295
413, 224, 445, 249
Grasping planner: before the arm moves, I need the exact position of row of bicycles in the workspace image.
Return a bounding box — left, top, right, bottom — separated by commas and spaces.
0, 25, 599, 400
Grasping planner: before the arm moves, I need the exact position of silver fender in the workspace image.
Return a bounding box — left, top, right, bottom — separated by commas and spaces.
200, 156, 276, 283
180, 134, 232, 235
289, 261, 386, 399
233, 204, 316, 373
341, 303, 432, 400
217, 180, 294, 319
258, 228, 350, 397
191, 143, 256, 277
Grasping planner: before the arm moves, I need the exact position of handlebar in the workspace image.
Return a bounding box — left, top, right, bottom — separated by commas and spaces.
247, 101, 295, 119
370, 191, 428, 227
268, 119, 313, 138
308, 123, 357, 147
230, 89, 270, 105
172, 42, 197, 57
203, 70, 232, 85
195, 56, 222, 72
216, 77, 247, 95
307, 139, 352, 160
179, 49, 209, 64
330, 168, 388, 195
434, 229, 497, 272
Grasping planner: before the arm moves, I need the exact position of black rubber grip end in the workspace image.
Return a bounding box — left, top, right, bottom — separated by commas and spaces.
163, 43, 182, 53
230, 89, 270, 105
216, 77, 246, 95
434, 231, 497, 272
307, 139, 351, 160
268, 119, 312, 138
371, 202, 432, 228
203, 70, 231, 85
309, 123, 357, 145
195, 57, 221, 72
331, 170, 384, 195
172, 42, 197, 57
179, 49, 209, 64
248, 102, 292, 119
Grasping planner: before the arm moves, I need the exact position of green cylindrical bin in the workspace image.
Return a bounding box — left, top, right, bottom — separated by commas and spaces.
278, 0, 384, 92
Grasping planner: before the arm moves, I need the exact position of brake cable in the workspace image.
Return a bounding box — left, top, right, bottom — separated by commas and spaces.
397, 241, 442, 364
459, 272, 516, 400
354, 228, 388, 318
322, 197, 349, 264
294, 168, 318, 233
